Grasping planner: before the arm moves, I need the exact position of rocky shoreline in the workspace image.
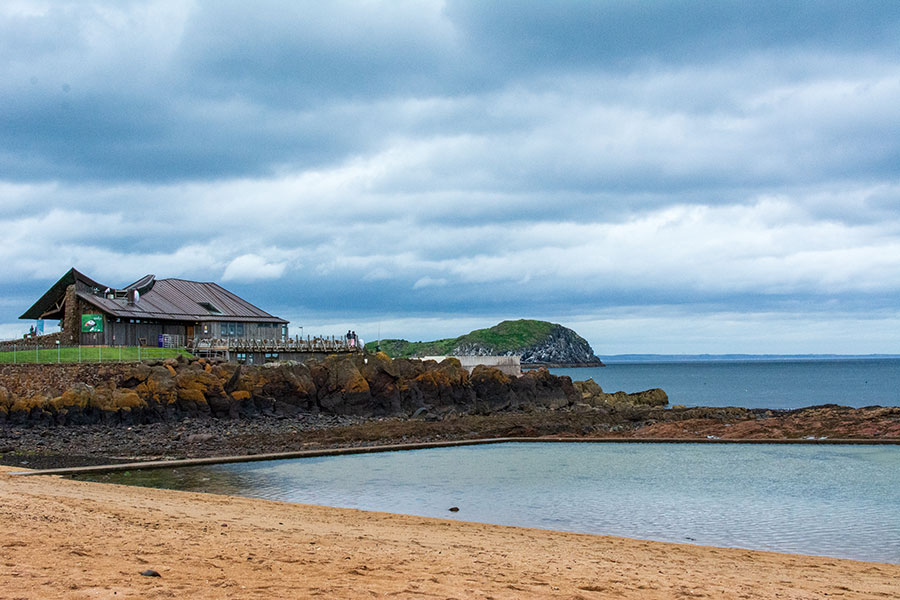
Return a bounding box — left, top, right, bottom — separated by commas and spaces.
3, 403, 899, 471
1, 353, 899, 470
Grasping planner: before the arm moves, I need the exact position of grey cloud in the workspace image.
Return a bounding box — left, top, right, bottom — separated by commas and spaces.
445, 1, 900, 74
177, 1, 467, 106
3, 1, 900, 352
4, 1, 900, 188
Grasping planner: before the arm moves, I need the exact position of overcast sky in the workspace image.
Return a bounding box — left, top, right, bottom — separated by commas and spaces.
2, 1, 899, 354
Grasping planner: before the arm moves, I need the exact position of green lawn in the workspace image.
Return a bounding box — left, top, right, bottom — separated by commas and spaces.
0, 346, 192, 364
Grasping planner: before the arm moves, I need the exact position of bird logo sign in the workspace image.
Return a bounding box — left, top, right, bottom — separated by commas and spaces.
81, 314, 103, 333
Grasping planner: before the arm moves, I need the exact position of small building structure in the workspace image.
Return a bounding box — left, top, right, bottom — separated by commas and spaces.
423, 355, 522, 377
20, 268, 288, 348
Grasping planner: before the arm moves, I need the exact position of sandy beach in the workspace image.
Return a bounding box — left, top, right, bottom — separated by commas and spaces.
1, 465, 897, 599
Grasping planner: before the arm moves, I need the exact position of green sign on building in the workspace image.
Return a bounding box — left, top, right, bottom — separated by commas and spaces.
81, 314, 103, 333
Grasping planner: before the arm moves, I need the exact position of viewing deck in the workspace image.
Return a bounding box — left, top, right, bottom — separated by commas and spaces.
191, 336, 362, 362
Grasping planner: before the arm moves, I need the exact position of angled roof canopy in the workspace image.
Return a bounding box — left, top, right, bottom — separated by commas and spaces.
20, 268, 102, 321
20, 268, 287, 324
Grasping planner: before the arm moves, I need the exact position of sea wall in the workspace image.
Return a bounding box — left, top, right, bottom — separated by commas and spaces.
2, 353, 661, 426
0, 363, 138, 399
0, 332, 68, 352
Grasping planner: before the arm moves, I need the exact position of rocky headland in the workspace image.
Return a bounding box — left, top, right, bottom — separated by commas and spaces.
370, 319, 604, 366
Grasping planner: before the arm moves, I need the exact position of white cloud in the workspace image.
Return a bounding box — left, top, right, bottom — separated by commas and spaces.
222, 254, 287, 282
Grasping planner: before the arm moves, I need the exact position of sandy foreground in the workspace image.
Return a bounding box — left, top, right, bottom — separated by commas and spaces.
1, 465, 897, 600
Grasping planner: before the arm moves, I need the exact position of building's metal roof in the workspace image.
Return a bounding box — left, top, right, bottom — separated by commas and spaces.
21, 269, 288, 324
20, 268, 103, 320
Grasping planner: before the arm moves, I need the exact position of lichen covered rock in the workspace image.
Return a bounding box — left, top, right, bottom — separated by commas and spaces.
0, 352, 621, 425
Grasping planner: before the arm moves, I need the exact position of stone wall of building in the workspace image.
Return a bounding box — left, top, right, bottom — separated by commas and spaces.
62, 284, 82, 345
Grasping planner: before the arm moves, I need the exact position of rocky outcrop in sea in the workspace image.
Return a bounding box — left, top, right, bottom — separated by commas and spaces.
452, 323, 603, 366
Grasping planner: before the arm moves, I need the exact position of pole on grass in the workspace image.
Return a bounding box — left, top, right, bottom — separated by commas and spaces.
56, 340, 60, 363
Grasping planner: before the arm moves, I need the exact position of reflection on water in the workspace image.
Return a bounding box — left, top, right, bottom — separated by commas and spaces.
77, 442, 900, 564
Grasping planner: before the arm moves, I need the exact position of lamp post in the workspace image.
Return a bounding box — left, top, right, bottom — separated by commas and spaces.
56, 339, 60, 363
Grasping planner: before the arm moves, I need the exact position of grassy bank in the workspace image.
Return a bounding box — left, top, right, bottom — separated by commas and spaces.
0, 345, 192, 364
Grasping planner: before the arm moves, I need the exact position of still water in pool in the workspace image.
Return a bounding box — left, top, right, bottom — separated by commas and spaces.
80, 442, 900, 564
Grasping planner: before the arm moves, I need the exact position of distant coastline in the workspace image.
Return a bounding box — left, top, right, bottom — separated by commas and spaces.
521, 361, 605, 369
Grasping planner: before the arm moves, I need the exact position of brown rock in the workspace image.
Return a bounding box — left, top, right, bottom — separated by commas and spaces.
0, 386, 11, 411
50, 384, 94, 411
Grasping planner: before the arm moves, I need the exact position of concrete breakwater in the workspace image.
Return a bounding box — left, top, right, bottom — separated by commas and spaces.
0, 353, 667, 427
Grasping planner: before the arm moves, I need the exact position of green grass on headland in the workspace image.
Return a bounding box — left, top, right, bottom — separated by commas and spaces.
0, 346, 192, 364
367, 319, 559, 358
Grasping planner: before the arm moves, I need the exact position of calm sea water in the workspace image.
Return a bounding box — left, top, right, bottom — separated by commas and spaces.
81, 442, 900, 563
551, 358, 900, 409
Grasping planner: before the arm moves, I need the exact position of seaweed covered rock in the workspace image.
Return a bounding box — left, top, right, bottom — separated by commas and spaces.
229, 362, 317, 416
517, 367, 578, 410
471, 364, 515, 413
318, 355, 372, 415
572, 377, 668, 410
413, 358, 474, 412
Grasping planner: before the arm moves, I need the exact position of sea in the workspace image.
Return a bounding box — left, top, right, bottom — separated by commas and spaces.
79, 442, 900, 563
550, 357, 900, 409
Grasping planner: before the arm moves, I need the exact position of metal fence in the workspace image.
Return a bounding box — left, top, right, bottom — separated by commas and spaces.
0, 344, 190, 365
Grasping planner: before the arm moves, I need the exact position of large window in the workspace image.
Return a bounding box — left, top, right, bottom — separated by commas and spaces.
220, 322, 246, 337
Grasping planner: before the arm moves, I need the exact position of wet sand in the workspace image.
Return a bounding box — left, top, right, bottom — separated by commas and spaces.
1, 465, 897, 599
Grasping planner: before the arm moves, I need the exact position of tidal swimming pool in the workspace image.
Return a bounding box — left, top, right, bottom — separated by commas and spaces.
76, 442, 900, 563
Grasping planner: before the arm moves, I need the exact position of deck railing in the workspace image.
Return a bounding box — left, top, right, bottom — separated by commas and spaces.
192, 336, 362, 354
